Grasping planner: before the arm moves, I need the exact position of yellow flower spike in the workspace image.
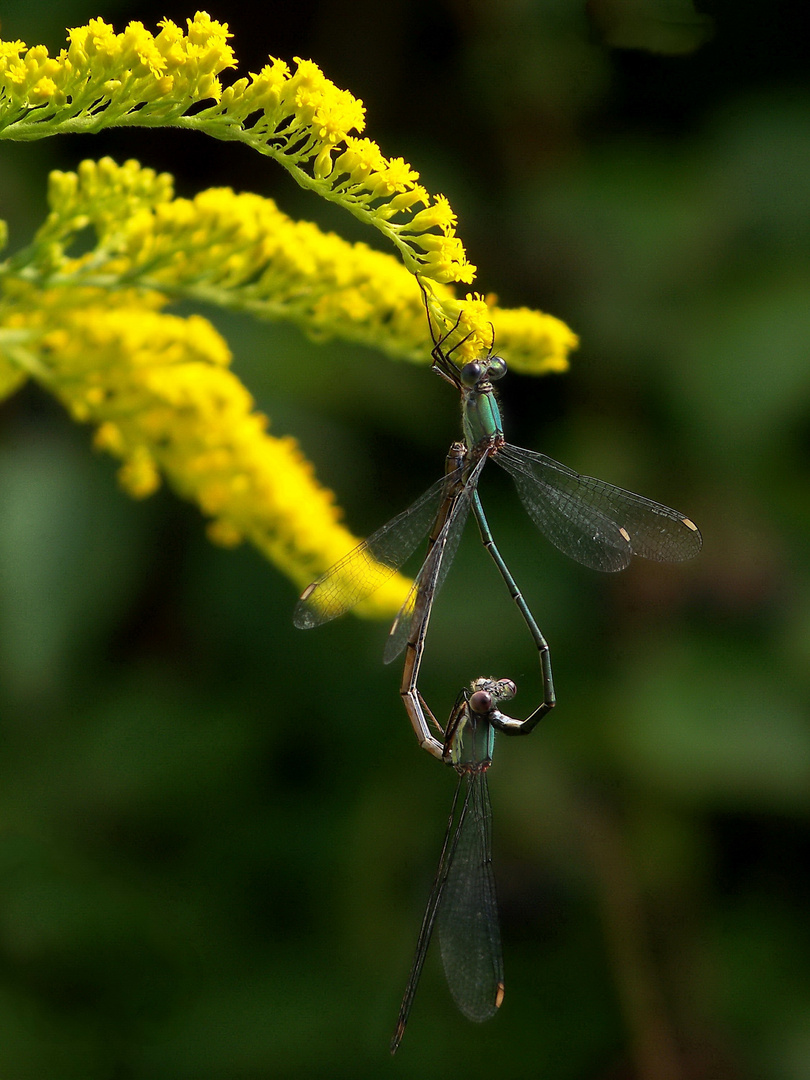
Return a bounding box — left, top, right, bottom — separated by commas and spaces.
0, 280, 411, 614
0, 15, 476, 284
8, 157, 573, 381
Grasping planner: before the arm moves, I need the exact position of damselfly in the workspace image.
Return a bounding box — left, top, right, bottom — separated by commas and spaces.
391, 675, 527, 1053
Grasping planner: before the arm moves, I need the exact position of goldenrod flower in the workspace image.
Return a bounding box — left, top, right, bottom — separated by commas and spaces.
0, 13, 475, 284
24, 158, 575, 372
0, 281, 410, 614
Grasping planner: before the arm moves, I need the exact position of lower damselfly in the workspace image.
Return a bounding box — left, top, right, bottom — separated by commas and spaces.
391, 676, 523, 1053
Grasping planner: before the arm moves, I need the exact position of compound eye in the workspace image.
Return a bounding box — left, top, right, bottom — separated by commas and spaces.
469, 690, 493, 715
496, 679, 516, 702
487, 357, 507, 381
460, 361, 484, 387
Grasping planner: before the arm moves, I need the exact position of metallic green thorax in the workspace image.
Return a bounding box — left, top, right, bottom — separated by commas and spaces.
462, 380, 504, 449
452, 710, 495, 770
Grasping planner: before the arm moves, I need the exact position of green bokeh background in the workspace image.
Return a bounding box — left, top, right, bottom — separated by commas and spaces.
1, 2, 809, 1078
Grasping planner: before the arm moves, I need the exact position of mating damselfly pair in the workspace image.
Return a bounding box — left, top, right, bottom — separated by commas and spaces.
293, 286, 702, 1047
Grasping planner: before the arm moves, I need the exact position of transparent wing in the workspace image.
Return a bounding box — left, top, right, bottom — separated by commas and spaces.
437, 772, 503, 1023
293, 470, 460, 629
496, 443, 702, 573
390, 771, 465, 1054
383, 454, 487, 664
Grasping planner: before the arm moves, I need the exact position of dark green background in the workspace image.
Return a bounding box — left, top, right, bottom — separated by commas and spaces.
1, 2, 809, 1077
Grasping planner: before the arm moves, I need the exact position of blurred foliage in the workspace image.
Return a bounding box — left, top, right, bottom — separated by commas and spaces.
1, 1, 809, 1078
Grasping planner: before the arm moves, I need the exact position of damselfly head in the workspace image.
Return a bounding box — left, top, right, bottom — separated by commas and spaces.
460, 356, 508, 388
469, 677, 517, 713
